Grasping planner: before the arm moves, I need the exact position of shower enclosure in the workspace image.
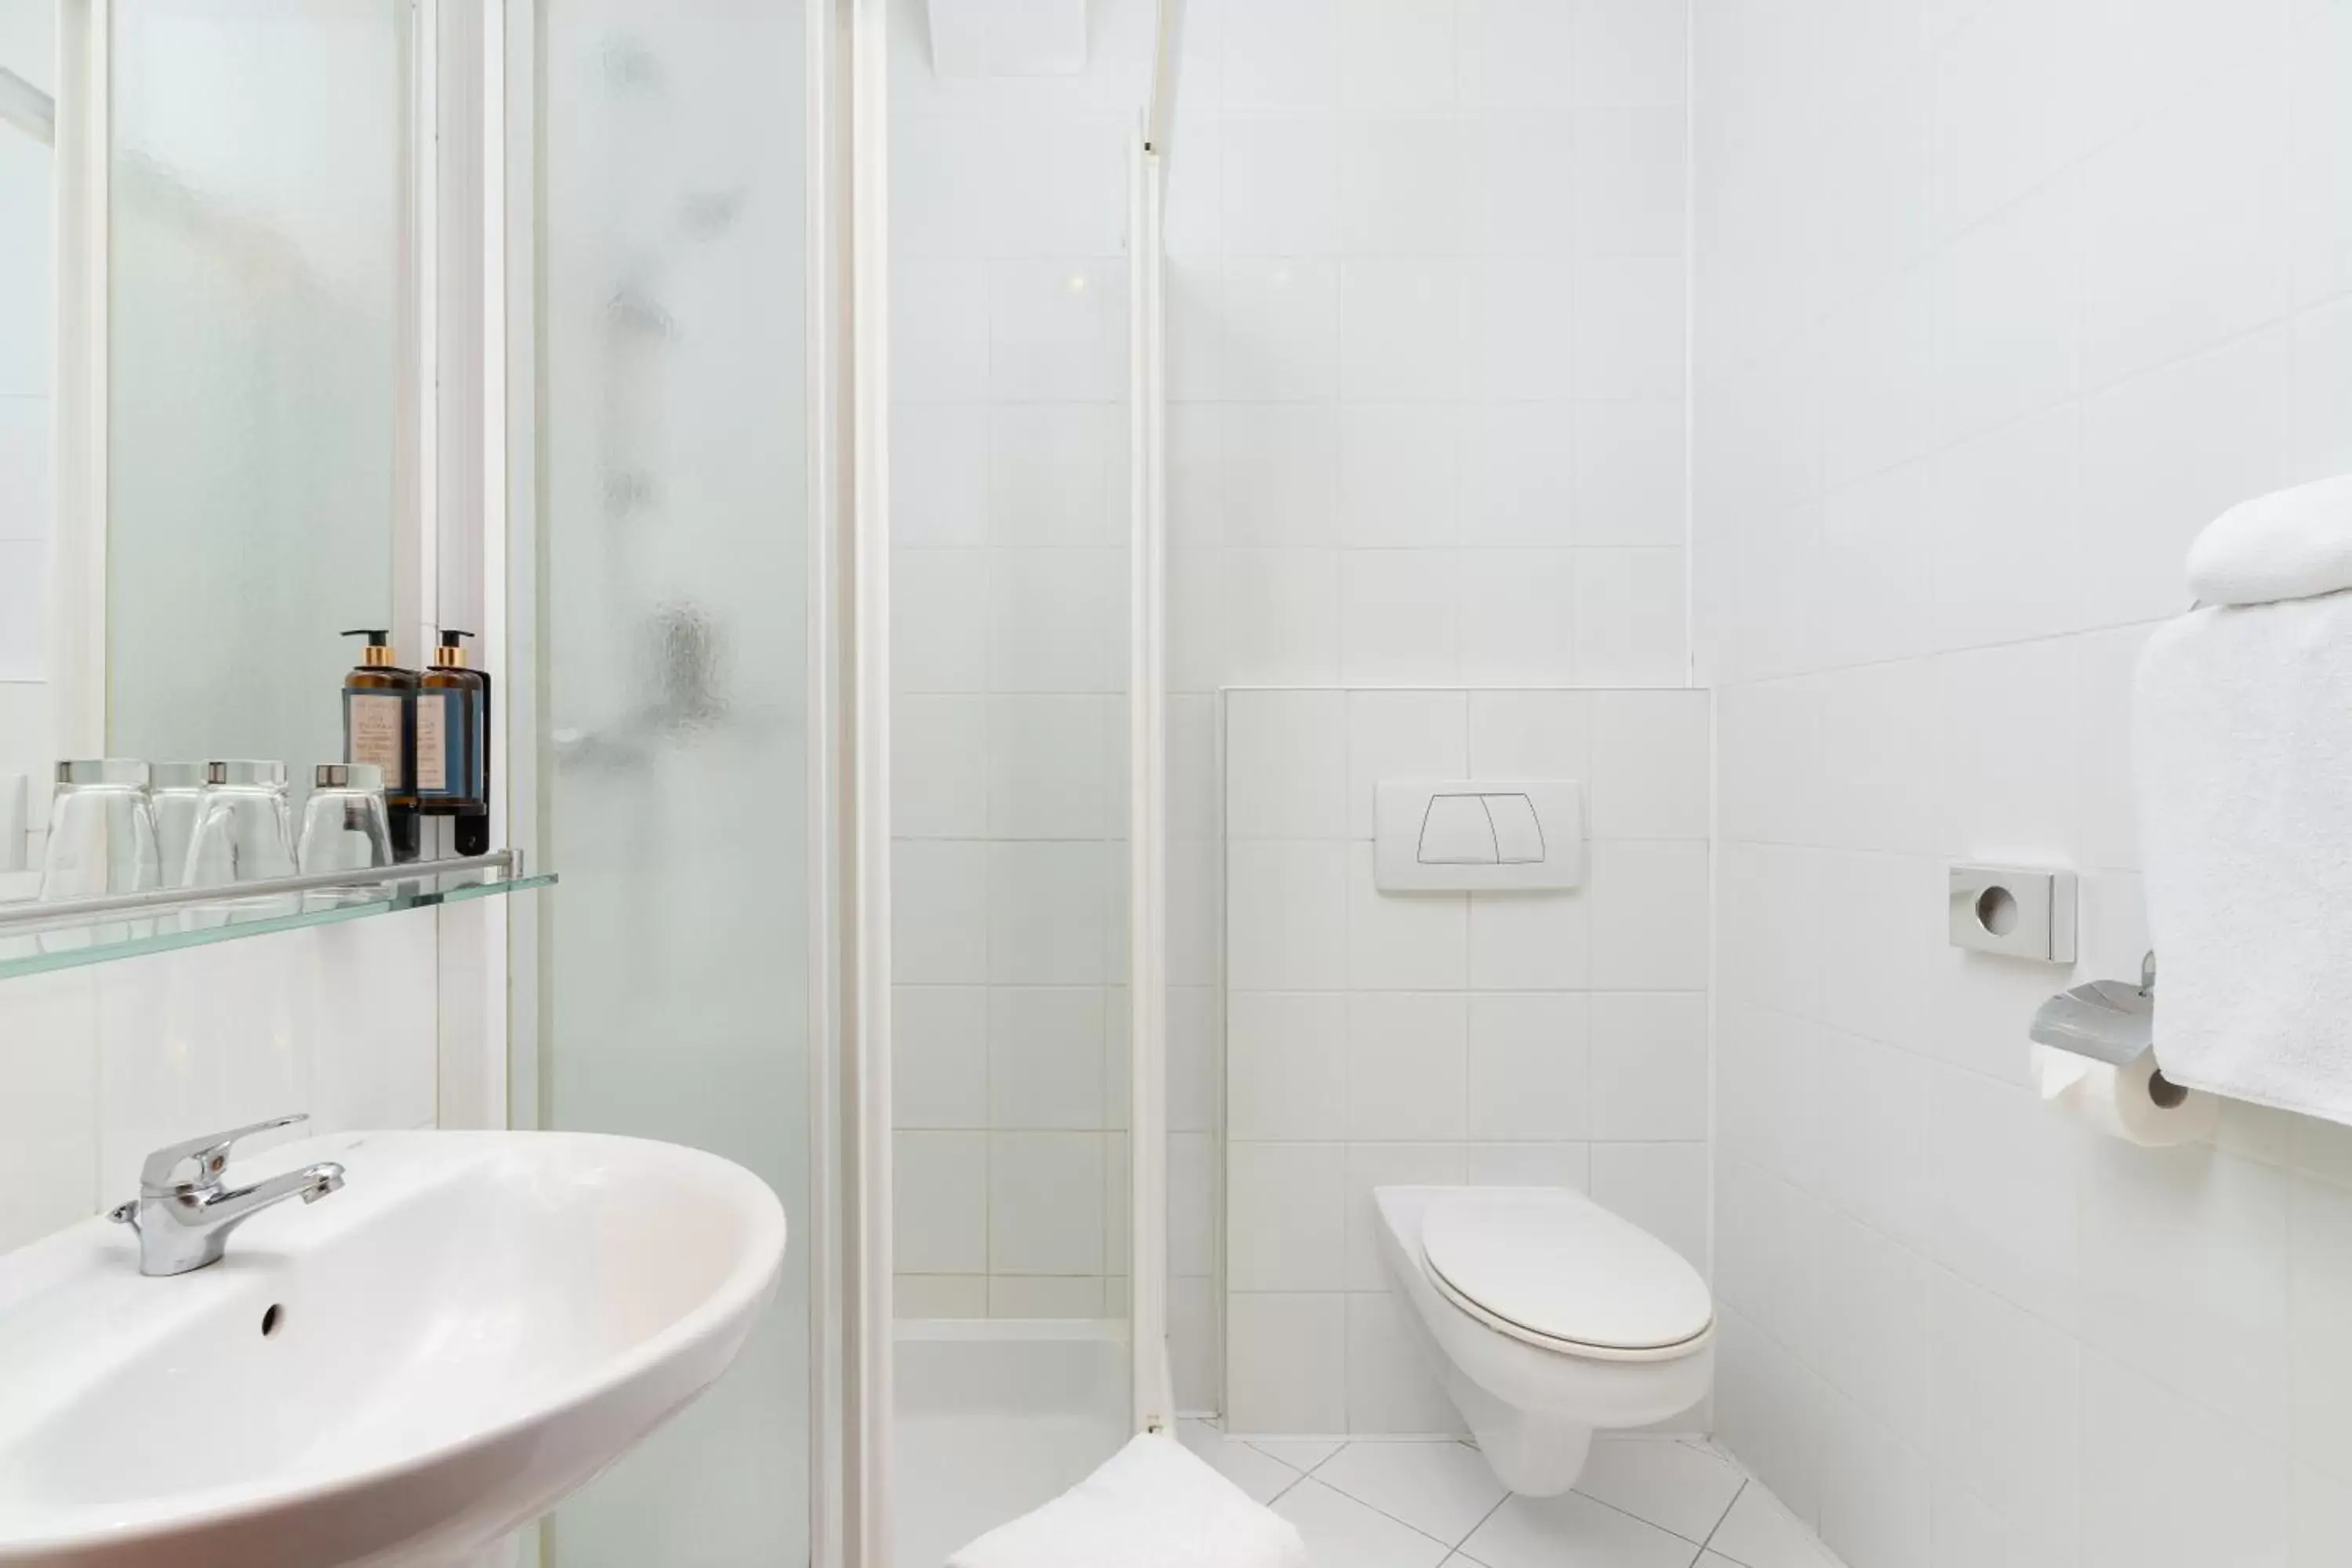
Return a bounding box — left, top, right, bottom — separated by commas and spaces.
501, 0, 1179, 1560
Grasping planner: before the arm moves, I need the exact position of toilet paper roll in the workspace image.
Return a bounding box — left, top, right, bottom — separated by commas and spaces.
2030, 1042, 2218, 1147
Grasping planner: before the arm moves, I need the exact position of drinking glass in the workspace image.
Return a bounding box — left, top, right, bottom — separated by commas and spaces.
149, 762, 209, 890
39, 760, 162, 900
297, 763, 394, 887
184, 760, 298, 918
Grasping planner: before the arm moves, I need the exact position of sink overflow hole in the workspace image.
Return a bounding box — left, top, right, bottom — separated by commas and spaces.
261, 1304, 285, 1338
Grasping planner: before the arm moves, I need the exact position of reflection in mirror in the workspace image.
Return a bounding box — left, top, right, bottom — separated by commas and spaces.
0, 0, 54, 715
104, 0, 405, 786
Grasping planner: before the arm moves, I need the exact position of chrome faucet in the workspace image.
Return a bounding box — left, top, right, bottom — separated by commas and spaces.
107, 1115, 347, 1276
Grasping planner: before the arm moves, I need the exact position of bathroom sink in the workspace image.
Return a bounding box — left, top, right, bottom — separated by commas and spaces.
0, 1130, 786, 1566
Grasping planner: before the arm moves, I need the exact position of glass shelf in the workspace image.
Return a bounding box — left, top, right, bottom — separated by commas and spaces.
0, 855, 557, 982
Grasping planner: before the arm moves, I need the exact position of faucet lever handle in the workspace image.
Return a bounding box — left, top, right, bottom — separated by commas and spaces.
136, 1114, 310, 1192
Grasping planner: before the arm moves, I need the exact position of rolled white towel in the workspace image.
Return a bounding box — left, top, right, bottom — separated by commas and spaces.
946, 1432, 1308, 1568
2185, 472, 2352, 607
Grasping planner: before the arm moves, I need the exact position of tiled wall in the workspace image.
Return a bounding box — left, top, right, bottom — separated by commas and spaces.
0, 913, 444, 1254
1, 5, 55, 850
1220, 685, 1710, 1436
1691, 2, 2352, 1564
886, 0, 1152, 1322
1160, 0, 1695, 1414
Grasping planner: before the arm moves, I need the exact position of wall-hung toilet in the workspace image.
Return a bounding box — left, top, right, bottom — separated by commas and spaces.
1375, 1185, 1715, 1496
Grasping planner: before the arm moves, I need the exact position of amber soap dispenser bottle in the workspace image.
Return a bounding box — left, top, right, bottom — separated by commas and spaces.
420, 629, 492, 855
342, 629, 420, 862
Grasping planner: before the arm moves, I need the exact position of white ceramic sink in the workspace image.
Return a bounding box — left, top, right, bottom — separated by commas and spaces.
0, 1130, 786, 1567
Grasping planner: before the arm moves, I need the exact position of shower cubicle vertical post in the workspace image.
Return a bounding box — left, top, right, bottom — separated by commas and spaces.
1127, 125, 1173, 1438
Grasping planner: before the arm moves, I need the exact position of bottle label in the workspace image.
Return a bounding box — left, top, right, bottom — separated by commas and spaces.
348, 692, 406, 790
416, 692, 452, 796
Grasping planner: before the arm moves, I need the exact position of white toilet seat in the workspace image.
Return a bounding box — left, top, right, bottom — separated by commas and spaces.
1420, 1189, 1714, 1362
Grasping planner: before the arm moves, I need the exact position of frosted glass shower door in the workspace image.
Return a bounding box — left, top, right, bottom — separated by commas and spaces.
531, 1, 813, 1561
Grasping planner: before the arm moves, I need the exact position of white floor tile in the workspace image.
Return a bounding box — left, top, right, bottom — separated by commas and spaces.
1317, 1441, 1510, 1548
1276, 1478, 1456, 1568
1462, 1491, 1703, 1568
1253, 1437, 1347, 1473
1708, 1483, 1844, 1568
1176, 1419, 1307, 1505
1700, 1556, 1744, 1568
1576, 1438, 1746, 1543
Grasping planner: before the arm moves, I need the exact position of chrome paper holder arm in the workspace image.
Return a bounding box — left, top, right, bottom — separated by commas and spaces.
2029, 951, 2158, 1069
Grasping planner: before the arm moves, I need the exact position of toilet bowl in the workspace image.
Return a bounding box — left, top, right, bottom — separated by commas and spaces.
1374, 1185, 1715, 1496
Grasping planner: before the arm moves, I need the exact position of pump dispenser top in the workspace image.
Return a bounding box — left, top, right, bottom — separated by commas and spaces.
343, 629, 400, 667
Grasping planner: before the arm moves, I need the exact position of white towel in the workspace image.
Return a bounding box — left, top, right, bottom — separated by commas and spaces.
946, 1432, 1308, 1568
2134, 591, 2352, 1123
2185, 472, 2352, 607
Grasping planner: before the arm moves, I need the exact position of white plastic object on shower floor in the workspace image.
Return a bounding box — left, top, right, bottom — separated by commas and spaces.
927, 0, 1087, 77
946, 1432, 1308, 1568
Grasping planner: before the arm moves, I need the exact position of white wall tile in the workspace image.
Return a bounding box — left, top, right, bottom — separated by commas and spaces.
0, 969, 96, 1252
1340, 260, 1463, 400
897, 1131, 990, 1273
988, 404, 1118, 546
1573, 398, 1686, 547
2079, 53, 2292, 390
989, 1131, 1107, 1274
1347, 844, 1468, 990
1340, 549, 1463, 684
1346, 991, 1469, 1141
894, 402, 990, 546
1589, 992, 1708, 1141
1461, 258, 1577, 401
1224, 403, 1343, 546
1591, 690, 1711, 840
1573, 256, 1687, 397
1221, 0, 1338, 113
1228, 1142, 1347, 1290
1228, 840, 1349, 989
1338, 0, 1457, 112
1228, 688, 1349, 839
988, 841, 1109, 985
1341, 117, 1465, 256
1222, 548, 1341, 684
1227, 1292, 1349, 1432
1468, 990, 1592, 1141
893, 549, 993, 693
1591, 1140, 1710, 1275
1345, 1290, 1466, 1433
1588, 840, 1710, 991
988, 257, 1124, 401
1573, 549, 1687, 686
989, 549, 1116, 694
1345, 689, 1468, 839
1345, 1141, 1468, 1290
1458, 0, 1577, 111
1468, 887, 1590, 991
894, 695, 990, 837
2081, 1352, 2288, 1568
989, 987, 1107, 1131
1468, 688, 1592, 779
1341, 403, 1460, 547
895, 986, 990, 1130
1223, 116, 1341, 256
1229, 992, 1349, 1142
1570, 0, 1689, 108
1214, 260, 1341, 401
1458, 548, 1581, 685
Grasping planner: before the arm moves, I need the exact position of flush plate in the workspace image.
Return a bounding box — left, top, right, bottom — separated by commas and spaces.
1375, 779, 1584, 892
1947, 863, 2077, 962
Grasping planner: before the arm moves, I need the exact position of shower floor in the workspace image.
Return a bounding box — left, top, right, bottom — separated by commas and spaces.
892, 1319, 1131, 1568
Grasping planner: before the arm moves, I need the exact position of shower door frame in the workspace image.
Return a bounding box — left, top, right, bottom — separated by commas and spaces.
494, 0, 864, 1560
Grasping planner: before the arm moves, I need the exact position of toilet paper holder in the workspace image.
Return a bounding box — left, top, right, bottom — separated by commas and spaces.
2030, 953, 2190, 1106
